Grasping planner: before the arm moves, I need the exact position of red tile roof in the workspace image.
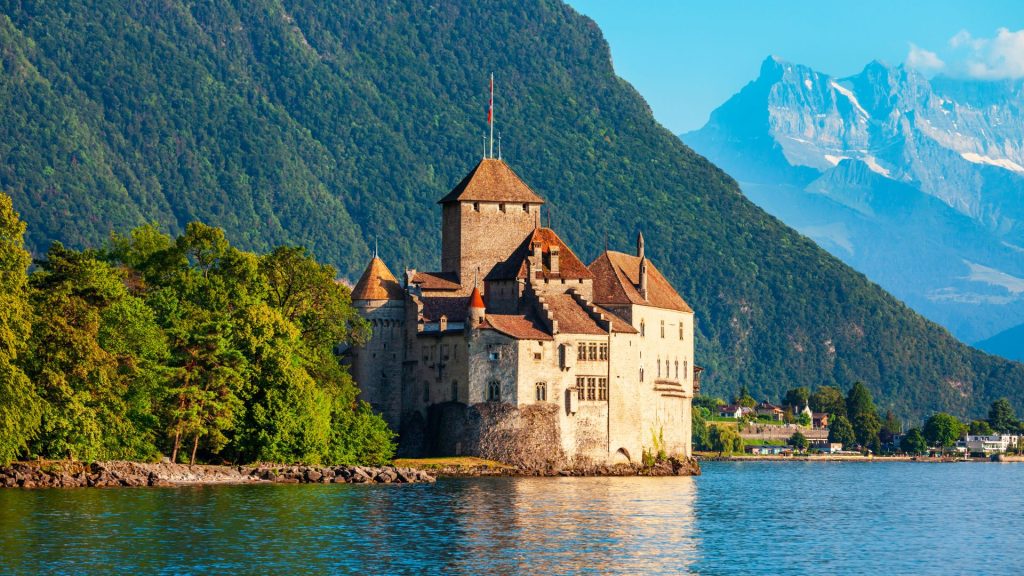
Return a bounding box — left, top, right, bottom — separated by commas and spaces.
589, 251, 692, 313
438, 158, 545, 205
410, 271, 461, 291
351, 257, 405, 301
468, 286, 485, 309
481, 314, 554, 341
543, 293, 606, 335
487, 228, 594, 281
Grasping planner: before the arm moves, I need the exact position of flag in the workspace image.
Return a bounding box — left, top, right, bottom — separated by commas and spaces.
487, 74, 493, 125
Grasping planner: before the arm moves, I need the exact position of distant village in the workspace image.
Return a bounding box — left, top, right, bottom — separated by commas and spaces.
694, 385, 1023, 459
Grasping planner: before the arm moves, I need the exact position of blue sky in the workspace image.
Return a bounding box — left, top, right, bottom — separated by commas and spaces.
567, 1, 1024, 133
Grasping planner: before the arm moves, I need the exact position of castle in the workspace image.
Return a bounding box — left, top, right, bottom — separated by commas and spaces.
349, 157, 697, 467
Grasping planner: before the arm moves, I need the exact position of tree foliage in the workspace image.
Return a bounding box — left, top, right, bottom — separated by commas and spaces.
789, 431, 808, 452
988, 398, 1018, 433
923, 413, 967, 449
0, 206, 391, 465
1, 1, 1022, 422
810, 386, 847, 419
709, 425, 744, 455
0, 194, 40, 464
846, 382, 881, 447
783, 387, 810, 409
828, 415, 856, 448
900, 428, 928, 455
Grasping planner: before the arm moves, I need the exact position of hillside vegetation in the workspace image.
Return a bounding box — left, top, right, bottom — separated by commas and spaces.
2, 0, 1023, 419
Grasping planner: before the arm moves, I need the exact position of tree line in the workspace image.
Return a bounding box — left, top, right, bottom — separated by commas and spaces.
691, 380, 1022, 455
0, 193, 393, 466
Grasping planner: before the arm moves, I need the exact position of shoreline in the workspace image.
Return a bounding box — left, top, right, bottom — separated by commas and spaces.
696, 453, 1022, 463
0, 460, 436, 489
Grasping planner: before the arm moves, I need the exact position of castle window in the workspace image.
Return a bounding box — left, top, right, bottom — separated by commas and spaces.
534, 351, 542, 361
451, 380, 458, 402
640, 320, 645, 337
598, 378, 608, 401
599, 343, 608, 360
661, 320, 665, 338
577, 344, 586, 361
675, 360, 679, 379
522, 203, 529, 212
684, 360, 689, 379
577, 377, 585, 401
499, 203, 506, 212
488, 351, 499, 362
442, 344, 450, 361
536, 382, 547, 402
586, 377, 597, 401
657, 357, 661, 378
473, 202, 480, 212
588, 343, 598, 361
423, 382, 430, 403
487, 381, 501, 402
640, 367, 644, 382
679, 323, 685, 340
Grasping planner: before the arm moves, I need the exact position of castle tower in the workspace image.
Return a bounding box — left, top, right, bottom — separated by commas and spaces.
438, 158, 545, 290
467, 284, 486, 328
350, 255, 406, 429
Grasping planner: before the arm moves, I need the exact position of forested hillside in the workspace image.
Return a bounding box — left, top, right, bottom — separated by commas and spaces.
2, 0, 1023, 419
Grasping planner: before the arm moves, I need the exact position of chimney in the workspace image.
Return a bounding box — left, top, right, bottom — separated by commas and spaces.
532, 240, 542, 264
550, 246, 560, 276
639, 257, 649, 301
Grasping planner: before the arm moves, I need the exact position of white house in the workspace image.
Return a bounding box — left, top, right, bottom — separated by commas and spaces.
964, 435, 1019, 455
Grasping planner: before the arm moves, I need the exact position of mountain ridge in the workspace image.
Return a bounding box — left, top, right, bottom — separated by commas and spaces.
3, 1, 1024, 419
683, 55, 1024, 345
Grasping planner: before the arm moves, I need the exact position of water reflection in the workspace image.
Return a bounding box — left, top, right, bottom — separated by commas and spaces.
446, 477, 699, 574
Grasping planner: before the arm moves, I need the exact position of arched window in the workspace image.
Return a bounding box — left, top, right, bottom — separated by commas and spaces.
487, 381, 501, 402
535, 382, 547, 402
679, 323, 685, 340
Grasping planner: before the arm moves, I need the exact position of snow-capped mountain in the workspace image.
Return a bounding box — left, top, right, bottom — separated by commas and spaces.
683, 56, 1024, 345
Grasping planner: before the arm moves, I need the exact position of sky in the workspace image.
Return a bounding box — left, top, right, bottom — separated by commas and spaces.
567, 1, 1024, 133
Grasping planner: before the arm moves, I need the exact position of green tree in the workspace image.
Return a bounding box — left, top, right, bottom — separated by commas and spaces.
693, 396, 725, 413
789, 431, 809, 452
733, 385, 756, 408
709, 425, 744, 455
988, 398, 1018, 433
0, 193, 41, 464
969, 420, 993, 435
810, 386, 847, 418
923, 413, 967, 449
783, 387, 810, 410
900, 427, 928, 455
692, 407, 710, 451
846, 382, 882, 448
828, 414, 856, 448
880, 410, 901, 445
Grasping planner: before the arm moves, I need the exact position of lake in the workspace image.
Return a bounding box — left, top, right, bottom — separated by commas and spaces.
1, 461, 1021, 574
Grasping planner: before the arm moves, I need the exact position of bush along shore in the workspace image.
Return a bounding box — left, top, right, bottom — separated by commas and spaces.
400, 456, 701, 478
0, 461, 435, 489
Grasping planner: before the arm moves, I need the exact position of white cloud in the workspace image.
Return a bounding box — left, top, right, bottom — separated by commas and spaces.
908, 27, 1024, 80
906, 43, 945, 73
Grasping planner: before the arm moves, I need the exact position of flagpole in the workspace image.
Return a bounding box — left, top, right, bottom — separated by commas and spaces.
489, 73, 494, 159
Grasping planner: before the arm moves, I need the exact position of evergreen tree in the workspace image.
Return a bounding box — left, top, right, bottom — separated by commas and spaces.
900, 428, 928, 455
988, 398, 1018, 433
846, 382, 882, 447
0, 193, 40, 464
828, 414, 856, 449
879, 410, 901, 444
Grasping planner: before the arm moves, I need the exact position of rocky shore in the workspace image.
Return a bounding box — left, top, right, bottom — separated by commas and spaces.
413, 456, 701, 478
0, 460, 435, 489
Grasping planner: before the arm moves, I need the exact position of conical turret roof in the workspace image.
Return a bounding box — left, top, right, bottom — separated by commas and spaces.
468, 285, 486, 309
351, 256, 404, 301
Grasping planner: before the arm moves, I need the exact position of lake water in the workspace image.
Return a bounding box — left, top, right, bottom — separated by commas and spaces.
1, 461, 1021, 575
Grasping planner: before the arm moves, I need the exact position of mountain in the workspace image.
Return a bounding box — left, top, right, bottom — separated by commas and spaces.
976, 324, 1024, 363
2, 1, 1023, 420
683, 56, 1024, 345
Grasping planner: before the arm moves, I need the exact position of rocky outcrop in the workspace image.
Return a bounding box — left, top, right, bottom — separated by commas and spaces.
0, 461, 435, 489
428, 456, 701, 478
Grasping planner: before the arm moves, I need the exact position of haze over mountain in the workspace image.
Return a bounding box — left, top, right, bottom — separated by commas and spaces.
684, 56, 1024, 354
2, 1, 1023, 419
